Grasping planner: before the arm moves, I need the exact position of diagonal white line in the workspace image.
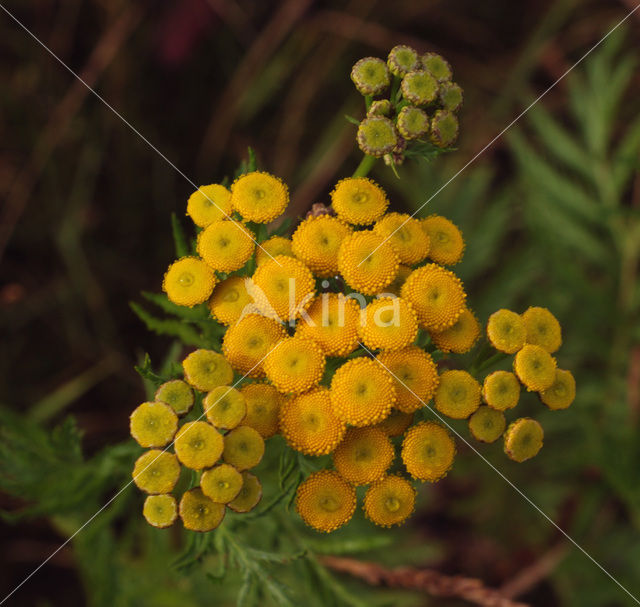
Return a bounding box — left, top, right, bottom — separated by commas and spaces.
358, 341, 640, 605
0, 337, 284, 606
359, 2, 640, 266
0, 3, 282, 267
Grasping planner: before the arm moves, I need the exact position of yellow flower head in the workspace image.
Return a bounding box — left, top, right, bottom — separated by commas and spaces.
359, 296, 418, 352
357, 116, 398, 157
421, 52, 452, 82
228, 471, 263, 513
375, 408, 414, 437
204, 386, 247, 430
132, 450, 181, 494
279, 387, 346, 456
264, 336, 326, 395
504, 418, 544, 462
430, 110, 459, 148
179, 488, 226, 532
514, 344, 557, 391
330, 357, 395, 426
256, 236, 294, 266
388, 45, 420, 77
377, 346, 438, 413
143, 494, 177, 528
431, 307, 480, 354
291, 215, 353, 277
239, 382, 284, 438
200, 463, 244, 504
183, 349, 233, 392
487, 309, 526, 354
522, 306, 562, 353
539, 369, 576, 410
155, 379, 194, 416
330, 178, 389, 225
482, 370, 520, 411
174, 421, 223, 470
332, 427, 394, 486
338, 231, 399, 295
384, 264, 413, 297
401, 421, 455, 482
222, 425, 265, 471
251, 255, 315, 321
231, 171, 289, 223
351, 56, 390, 95
401, 70, 438, 106
222, 313, 287, 377
373, 213, 430, 265
130, 402, 178, 448
420, 215, 464, 266
197, 220, 255, 272
363, 475, 416, 528
295, 470, 356, 533
401, 263, 466, 331
468, 406, 506, 443
295, 294, 360, 357
208, 277, 253, 326
397, 106, 429, 140
434, 370, 481, 419
163, 257, 216, 307
186, 184, 232, 228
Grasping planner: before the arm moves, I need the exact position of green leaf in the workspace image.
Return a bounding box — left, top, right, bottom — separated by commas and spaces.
134, 353, 166, 387
306, 535, 393, 555
130, 302, 207, 347
141, 291, 209, 322
171, 213, 190, 258
344, 114, 360, 126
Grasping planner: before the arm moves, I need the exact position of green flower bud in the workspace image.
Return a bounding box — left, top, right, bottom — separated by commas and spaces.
397, 106, 429, 140
401, 71, 438, 106
155, 379, 194, 416
228, 471, 262, 513
430, 110, 459, 148
368, 99, 392, 117
387, 45, 419, 77
351, 57, 390, 95
357, 116, 398, 157
439, 82, 463, 112
421, 52, 452, 82
143, 494, 177, 528
468, 406, 506, 443
504, 418, 544, 462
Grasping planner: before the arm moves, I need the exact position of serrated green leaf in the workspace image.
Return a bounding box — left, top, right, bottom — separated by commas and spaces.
306, 535, 393, 555
141, 291, 210, 322
130, 302, 207, 347
171, 213, 191, 258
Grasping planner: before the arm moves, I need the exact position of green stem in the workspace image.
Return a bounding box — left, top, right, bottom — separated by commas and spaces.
352, 154, 376, 178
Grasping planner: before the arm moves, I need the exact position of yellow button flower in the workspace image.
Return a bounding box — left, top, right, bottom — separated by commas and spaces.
332, 427, 394, 486
163, 257, 216, 308
204, 386, 246, 430
482, 370, 520, 411
468, 406, 506, 443
200, 463, 244, 504
374, 408, 414, 437
130, 401, 178, 448
155, 379, 194, 416
208, 276, 253, 326
539, 369, 575, 410
231, 171, 289, 223
363, 475, 416, 527
434, 370, 481, 419
264, 336, 326, 395
487, 309, 526, 354
522, 306, 562, 353
420, 215, 464, 266
174, 421, 223, 470
179, 488, 226, 532
359, 296, 418, 352
431, 307, 480, 354
132, 450, 181, 494
228, 472, 263, 513
504, 418, 544, 462
197, 220, 255, 272
255, 236, 294, 266
186, 183, 232, 228
223, 425, 265, 471
401, 421, 455, 482
239, 383, 284, 439
183, 349, 233, 392
330, 178, 389, 225
143, 494, 178, 528
384, 264, 413, 297
373, 213, 429, 265
514, 344, 557, 391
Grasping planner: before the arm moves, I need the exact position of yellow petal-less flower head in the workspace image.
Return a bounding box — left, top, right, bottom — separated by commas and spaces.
482, 370, 520, 411
434, 370, 481, 419
357, 116, 398, 158
375, 408, 414, 437
430, 110, 459, 148
330, 357, 396, 426
350, 56, 391, 95
130, 401, 178, 448
514, 345, 557, 392
332, 427, 394, 486
255, 236, 294, 266
359, 296, 418, 352
264, 336, 326, 395
504, 418, 544, 462
430, 308, 480, 354
363, 475, 416, 527
539, 369, 576, 410
208, 277, 253, 326
222, 314, 287, 377
230, 171, 289, 223
487, 309, 526, 354
251, 255, 315, 321
155, 379, 194, 416
228, 471, 263, 513
295, 470, 356, 533
439, 82, 463, 112
174, 421, 223, 470
200, 463, 244, 504
143, 494, 177, 529
338, 232, 399, 295
291, 216, 353, 277
401, 421, 455, 482
183, 349, 233, 392
197, 220, 255, 273
204, 386, 246, 430
397, 106, 430, 140
163, 257, 216, 307
330, 178, 389, 226
401, 70, 438, 106
179, 488, 226, 532
421, 52, 452, 82
468, 406, 506, 443
132, 450, 181, 494
223, 425, 265, 471
384, 264, 413, 297
373, 213, 430, 265
186, 184, 232, 228
522, 306, 562, 353
401, 263, 466, 332
295, 294, 360, 357
239, 383, 283, 439
420, 215, 465, 266
388, 45, 420, 77
279, 387, 346, 456
377, 346, 439, 413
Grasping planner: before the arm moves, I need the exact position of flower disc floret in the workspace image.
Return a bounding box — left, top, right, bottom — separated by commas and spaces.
421, 52, 452, 81
401, 421, 455, 482
208, 277, 254, 326
373, 213, 430, 265
468, 406, 506, 443
357, 116, 398, 158
230, 171, 288, 223
332, 427, 394, 485
256, 236, 294, 266
482, 371, 520, 411
143, 494, 177, 528
179, 488, 225, 532
514, 345, 557, 391
130, 401, 178, 448
397, 106, 430, 140
264, 336, 326, 395
431, 308, 480, 353
223, 425, 265, 470
522, 306, 562, 353
155, 379, 194, 416
385, 264, 413, 297
388, 45, 420, 77
197, 220, 255, 272
363, 475, 416, 527
183, 349, 233, 392
487, 309, 526, 354
200, 463, 244, 504
350, 57, 390, 95
359, 296, 418, 352
434, 370, 481, 419
539, 369, 575, 410
133, 450, 180, 494
174, 421, 223, 470
401, 70, 438, 105
375, 408, 414, 436
186, 183, 232, 228
204, 386, 246, 430
239, 383, 284, 438
163, 257, 216, 307
430, 110, 459, 147
228, 472, 262, 513
330, 178, 389, 226
421, 215, 465, 265
504, 418, 544, 462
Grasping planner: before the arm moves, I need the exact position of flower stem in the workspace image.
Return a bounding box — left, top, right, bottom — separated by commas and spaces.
352, 154, 377, 178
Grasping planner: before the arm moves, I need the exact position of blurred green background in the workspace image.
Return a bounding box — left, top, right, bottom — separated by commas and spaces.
1, 1, 640, 605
